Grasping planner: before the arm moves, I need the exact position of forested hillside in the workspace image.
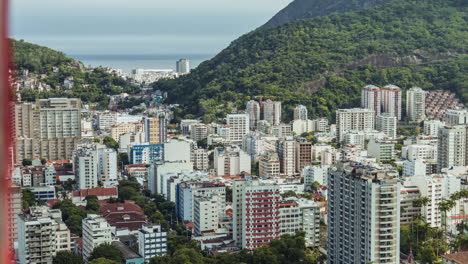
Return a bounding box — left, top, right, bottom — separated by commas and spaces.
153, 0, 468, 122
12, 40, 138, 108
263, 0, 395, 28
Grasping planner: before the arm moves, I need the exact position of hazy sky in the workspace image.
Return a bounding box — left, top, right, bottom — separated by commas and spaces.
10, 0, 293, 56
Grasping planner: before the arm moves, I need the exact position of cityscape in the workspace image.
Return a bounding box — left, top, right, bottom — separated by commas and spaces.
4, 0, 468, 264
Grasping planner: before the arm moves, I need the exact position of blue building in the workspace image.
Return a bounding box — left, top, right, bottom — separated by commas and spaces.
129, 144, 163, 164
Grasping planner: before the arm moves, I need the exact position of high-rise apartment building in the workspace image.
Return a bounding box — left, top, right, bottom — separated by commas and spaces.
138, 224, 168, 261
336, 108, 375, 142
444, 109, 468, 125
82, 214, 113, 261
190, 124, 209, 142
258, 152, 281, 178
279, 198, 320, 247
293, 105, 308, 120
232, 179, 281, 249
437, 125, 467, 170
18, 215, 57, 264
361, 85, 381, 117
277, 139, 296, 176
176, 58, 190, 74
193, 195, 220, 235
246, 100, 261, 130
145, 116, 168, 144
192, 147, 209, 171
213, 146, 251, 176
406, 87, 426, 122
97, 148, 118, 185
74, 145, 99, 190
381, 84, 402, 120
14, 98, 83, 163
328, 163, 401, 264
377, 113, 397, 138
295, 139, 312, 173
226, 113, 249, 142
262, 99, 282, 125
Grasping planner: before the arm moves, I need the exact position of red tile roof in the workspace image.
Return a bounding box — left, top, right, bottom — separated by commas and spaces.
442, 251, 468, 264
99, 202, 147, 231
72, 187, 118, 198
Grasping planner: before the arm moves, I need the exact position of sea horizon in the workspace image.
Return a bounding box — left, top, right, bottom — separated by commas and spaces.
69, 53, 215, 74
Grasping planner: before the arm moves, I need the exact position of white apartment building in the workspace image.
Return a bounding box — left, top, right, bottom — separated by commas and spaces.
213, 146, 251, 176
176, 182, 226, 221
190, 124, 209, 142
400, 185, 422, 224
262, 100, 282, 126
437, 126, 467, 170
403, 159, 427, 177
343, 130, 386, 146
402, 144, 437, 161
98, 148, 118, 185
242, 132, 267, 161
381, 84, 402, 120
37, 98, 82, 139
226, 113, 249, 142
361, 85, 381, 117
148, 160, 193, 195
193, 195, 220, 235
423, 120, 445, 137
164, 139, 191, 162
406, 87, 426, 122
18, 215, 57, 264
176, 58, 190, 74
279, 198, 320, 247
246, 100, 261, 130
82, 214, 113, 261
138, 224, 168, 261
327, 163, 401, 264
272, 124, 293, 138
277, 139, 296, 177
232, 179, 281, 249
259, 152, 281, 178
407, 176, 443, 228
119, 131, 146, 151
293, 105, 308, 120
367, 138, 395, 161
180, 119, 201, 135
74, 145, 99, 190
192, 148, 209, 171
302, 165, 330, 187
336, 108, 375, 142
377, 113, 397, 138
444, 109, 468, 125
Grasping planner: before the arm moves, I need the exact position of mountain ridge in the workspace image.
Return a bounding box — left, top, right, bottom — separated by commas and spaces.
153, 0, 468, 122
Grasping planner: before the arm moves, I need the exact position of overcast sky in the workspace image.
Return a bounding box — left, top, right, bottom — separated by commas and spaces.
9, 0, 293, 55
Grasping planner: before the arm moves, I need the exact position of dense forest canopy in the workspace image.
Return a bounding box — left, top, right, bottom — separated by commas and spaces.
153, 0, 468, 122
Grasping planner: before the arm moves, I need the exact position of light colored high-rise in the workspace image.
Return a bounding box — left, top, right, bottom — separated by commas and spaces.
98, 148, 118, 185
258, 152, 280, 178
246, 100, 261, 130
444, 109, 468, 125
381, 84, 402, 120
408, 176, 443, 228
377, 113, 397, 138
226, 113, 249, 142
74, 145, 99, 190
232, 179, 281, 249
262, 99, 282, 125
18, 214, 57, 264
302, 165, 330, 187
361, 85, 381, 117
293, 105, 308, 120
336, 108, 375, 142
138, 224, 168, 261
327, 163, 400, 264
213, 146, 251, 176
14, 98, 83, 163
279, 198, 320, 247
192, 147, 209, 171
193, 195, 220, 235
190, 124, 209, 142
437, 125, 467, 170
424, 120, 445, 137
277, 139, 296, 176
82, 214, 113, 261
406, 87, 426, 121
176, 58, 190, 74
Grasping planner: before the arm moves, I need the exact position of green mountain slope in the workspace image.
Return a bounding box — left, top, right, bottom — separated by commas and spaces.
263, 0, 395, 28
12, 40, 138, 108
154, 0, 467, 122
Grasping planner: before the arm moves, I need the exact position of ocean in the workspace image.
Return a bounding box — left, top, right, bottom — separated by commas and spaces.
69, 54, 215, 74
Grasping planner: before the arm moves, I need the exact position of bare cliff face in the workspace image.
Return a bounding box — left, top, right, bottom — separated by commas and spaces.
263, 0, 395, 28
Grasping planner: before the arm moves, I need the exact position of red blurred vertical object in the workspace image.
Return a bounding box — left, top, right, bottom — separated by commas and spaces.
0, 0, 14, 263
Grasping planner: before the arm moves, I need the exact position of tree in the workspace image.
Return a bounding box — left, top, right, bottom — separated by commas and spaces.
22, 189, 36, 209
89, 244, 124, 263
118, 186, 138, 201
22, 158, 32, 166
88, 258, 119, 264
103, 136, 119, 150
85, 195, 100, 212
311, 181, 321, 191
53, 251, 83, 264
